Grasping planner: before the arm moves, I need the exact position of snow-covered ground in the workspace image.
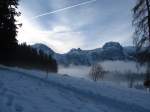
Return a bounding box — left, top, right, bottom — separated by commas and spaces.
0, 65, 150, 112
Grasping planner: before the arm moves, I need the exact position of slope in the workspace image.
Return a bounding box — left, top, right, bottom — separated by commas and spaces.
0, 66, 150, 112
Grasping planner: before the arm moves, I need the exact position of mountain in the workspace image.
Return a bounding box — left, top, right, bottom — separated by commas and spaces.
32, 42, 136, 66
32, 43, 54, 55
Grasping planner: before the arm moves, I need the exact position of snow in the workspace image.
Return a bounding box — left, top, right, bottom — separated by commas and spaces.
32, 43, 54, 55
0, 65, 150, 112
32, 42, 136, 66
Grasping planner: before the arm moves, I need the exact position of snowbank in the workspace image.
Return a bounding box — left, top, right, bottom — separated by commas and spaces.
0, 65, 150, 112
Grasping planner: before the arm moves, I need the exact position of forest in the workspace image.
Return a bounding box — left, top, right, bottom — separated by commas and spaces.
0, 0, 57, 72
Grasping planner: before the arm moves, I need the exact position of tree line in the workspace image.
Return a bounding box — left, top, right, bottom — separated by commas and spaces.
0, 0, 57, 72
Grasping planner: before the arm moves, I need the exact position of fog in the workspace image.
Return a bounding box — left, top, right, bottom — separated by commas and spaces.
58, 61, 147, 88
58, 61, 146, 78
58, 65, 91, 79
101, 61, 146, 73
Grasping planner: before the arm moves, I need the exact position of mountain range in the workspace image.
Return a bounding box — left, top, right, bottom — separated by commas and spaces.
32, 42, 136, 66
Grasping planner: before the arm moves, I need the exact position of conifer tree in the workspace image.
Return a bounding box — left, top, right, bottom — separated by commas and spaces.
0, 0, 20, 51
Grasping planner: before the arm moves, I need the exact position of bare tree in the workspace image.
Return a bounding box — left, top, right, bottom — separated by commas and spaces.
89, 64, 105, 81
132, 0, 150, 49
144, 63, 150, 92
126, 70, 135, 88
133, 0, 150, 91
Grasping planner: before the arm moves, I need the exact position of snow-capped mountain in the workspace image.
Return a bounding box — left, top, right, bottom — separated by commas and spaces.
32, 42, 136, 66
32, 43, 54, 55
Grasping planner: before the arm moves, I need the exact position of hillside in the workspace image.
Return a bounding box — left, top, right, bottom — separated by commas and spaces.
32, 42, 136, 66
0, 66, 150, 112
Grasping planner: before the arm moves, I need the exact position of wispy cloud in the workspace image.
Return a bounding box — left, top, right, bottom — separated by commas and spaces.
18, 0, 134, 53
17, 16, 85, 53
31, 0, 97, 19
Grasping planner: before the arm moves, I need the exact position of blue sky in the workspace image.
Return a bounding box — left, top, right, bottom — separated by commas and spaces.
17, 0, 135, 53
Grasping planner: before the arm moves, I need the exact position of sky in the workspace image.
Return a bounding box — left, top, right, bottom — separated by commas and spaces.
17, 0, 135, 53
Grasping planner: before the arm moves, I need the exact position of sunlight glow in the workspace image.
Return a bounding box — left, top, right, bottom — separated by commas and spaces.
17, 17, 85, 53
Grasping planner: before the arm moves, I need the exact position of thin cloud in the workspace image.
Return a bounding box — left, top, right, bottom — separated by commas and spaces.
31, 0, 97, 19
18, 0, 134, 53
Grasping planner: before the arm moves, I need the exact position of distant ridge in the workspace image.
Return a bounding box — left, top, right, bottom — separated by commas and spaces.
32, 42, 136, 66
